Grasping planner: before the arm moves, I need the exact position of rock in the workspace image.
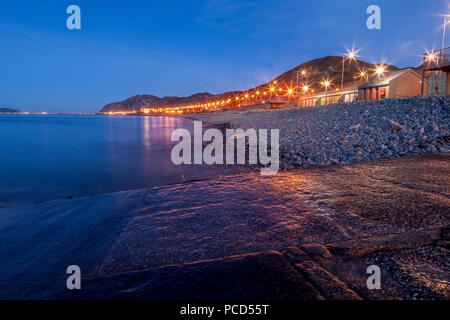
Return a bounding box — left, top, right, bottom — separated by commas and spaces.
60, 251, 324, 300
326, 230, 442, 258
385, 119, 406, 131
281, 246, 311, 264
294, 261, 362, 300
299, 244, 333, 259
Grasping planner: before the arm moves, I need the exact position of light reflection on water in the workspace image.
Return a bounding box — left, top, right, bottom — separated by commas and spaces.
0, 114, 245, 207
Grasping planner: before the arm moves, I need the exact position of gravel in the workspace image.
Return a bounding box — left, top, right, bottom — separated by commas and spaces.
224, 96, 450, 170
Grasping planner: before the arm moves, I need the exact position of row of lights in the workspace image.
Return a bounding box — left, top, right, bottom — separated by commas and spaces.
139, 46, 388, 115
140, 67, 387, 114
141, 81, 303, 114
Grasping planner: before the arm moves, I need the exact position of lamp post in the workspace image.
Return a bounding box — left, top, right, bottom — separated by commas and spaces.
376, 66, 385, 80
341, 50, 357, 90
302, 85, 309, 107
287, 88, 294, 101
321, 80, 331, 105
303, 85, 309, 94
442, 15, 450, 51
359, 71, 368, 82
296, 69, 306, 97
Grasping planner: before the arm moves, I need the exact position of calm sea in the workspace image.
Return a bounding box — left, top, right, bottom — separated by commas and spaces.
0, 114, 244, 207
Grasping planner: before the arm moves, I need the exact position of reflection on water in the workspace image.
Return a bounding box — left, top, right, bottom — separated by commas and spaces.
0, 114, 247, 207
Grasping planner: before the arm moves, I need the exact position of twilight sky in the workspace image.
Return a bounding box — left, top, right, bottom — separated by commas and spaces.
0, 0, 449, 112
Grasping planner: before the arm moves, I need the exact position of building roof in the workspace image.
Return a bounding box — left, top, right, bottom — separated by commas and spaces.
358, 68, 421, 89
299, 85, 359, 100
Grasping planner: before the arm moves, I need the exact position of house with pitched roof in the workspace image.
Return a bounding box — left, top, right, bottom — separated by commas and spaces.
357, 68, 424, 101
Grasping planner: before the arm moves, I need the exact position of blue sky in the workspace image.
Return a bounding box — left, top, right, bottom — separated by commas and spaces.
0, 0, 449, 112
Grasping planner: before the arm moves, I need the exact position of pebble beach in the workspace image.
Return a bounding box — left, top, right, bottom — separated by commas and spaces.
187, 96, 450, 170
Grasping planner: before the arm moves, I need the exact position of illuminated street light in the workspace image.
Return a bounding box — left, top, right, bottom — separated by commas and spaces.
442, 15, 450, 51
296, 69, 308, 99
375, 65, 386, 79
425, 50, 438, 64
322, 80, 332, 103
358, 70, 369, 82
303, 85, 309, 93
341, 48, 359, 89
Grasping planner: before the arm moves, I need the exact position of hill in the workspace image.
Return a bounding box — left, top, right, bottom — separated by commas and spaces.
0, 108, 20, 113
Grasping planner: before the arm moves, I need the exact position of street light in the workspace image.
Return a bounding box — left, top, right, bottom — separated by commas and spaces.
296, 69, 307, 99
442, 15, 450, 51
425, 50, 438, 66
287, 88, 294, 101
375, 65, 385, 79
269, 86, 275, 100
322, 80, 331, 104
357, 70, 369, 82
341, 49, 358, 89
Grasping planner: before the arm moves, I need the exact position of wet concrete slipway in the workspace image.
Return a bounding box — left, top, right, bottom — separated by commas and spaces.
0, 153, 448, 300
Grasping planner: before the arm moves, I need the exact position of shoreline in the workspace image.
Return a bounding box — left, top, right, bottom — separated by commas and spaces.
181, 96, 450, 170
2, 96, 448, 208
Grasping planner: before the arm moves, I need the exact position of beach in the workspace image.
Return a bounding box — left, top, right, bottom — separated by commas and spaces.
184, 96, 450, 170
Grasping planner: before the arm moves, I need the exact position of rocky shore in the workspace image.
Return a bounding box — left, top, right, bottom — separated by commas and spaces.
187, 96, 450, 170
1, 153, 447, 299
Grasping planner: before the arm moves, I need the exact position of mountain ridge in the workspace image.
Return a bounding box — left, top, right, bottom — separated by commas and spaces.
0, 108, 21, 113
